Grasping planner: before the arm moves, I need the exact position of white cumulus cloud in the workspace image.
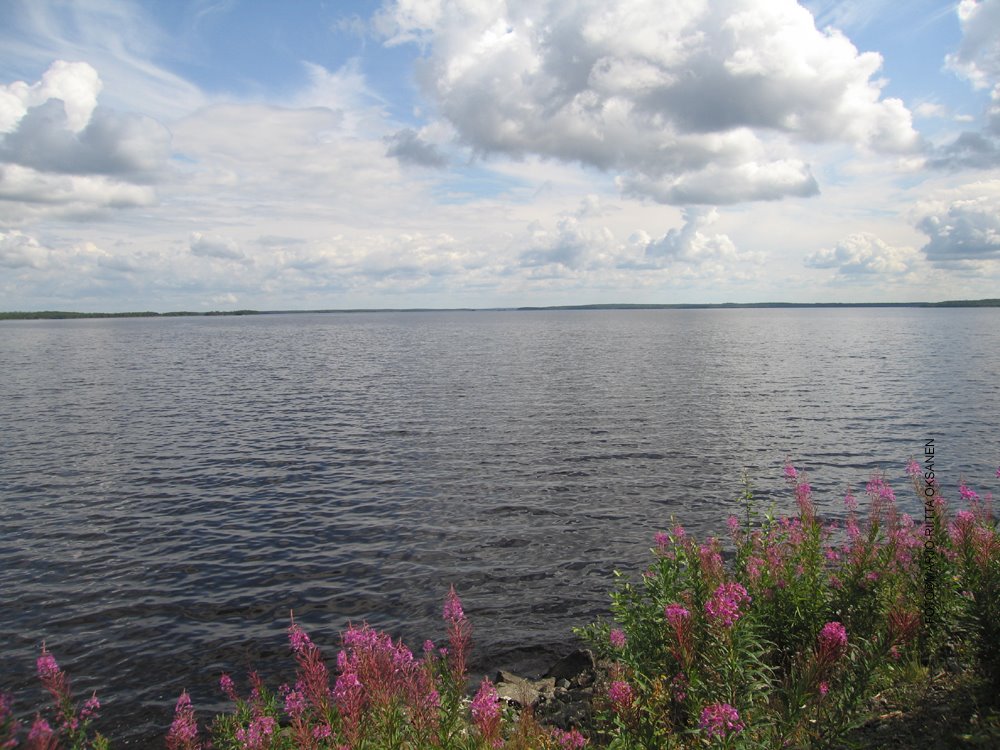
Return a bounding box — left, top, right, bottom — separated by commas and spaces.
916, 181, 1000, 265
0, 61, 169, 226
644, 207, 754, 266
0, 59, 100, 134
378, 0, 919, 205
804, 232, 919, 275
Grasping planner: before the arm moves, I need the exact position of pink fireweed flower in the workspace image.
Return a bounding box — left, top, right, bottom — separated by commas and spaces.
423, 639, 435, 654
27, 716, 55, 748
235, 714, 277, 750
288, 622, 314, 654
906, 459, 921, 477
36, 646, 69, 705
471, 679, 502, 748
219, 674, 238, 702
699, 702, 744, 739
443, 586, 471, 683
784, 463, 798, 479
288, 622, 331, 713
817, 622, 848, 664
727, 515, 740, 536
665, 603, 691, 628
959, 483, 980, 502
818, 681, 829, 697
553, 727, 588, 749
609, 628, 627, 649
80, 693, 100, 721
704, 582, 751, 628
844, 489, 858, 512
996, 466, 1000, 479
331, 670, 364, 742
654, 531, 670, 552
166, 692, 201, 750
443, 585, 465, 622
312, 724, 332, 740
280, 683, 307, 718
607, 681, 634, 715
866, 474, 896, 505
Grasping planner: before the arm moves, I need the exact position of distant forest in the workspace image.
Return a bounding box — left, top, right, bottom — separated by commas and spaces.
2, 300, 999, 320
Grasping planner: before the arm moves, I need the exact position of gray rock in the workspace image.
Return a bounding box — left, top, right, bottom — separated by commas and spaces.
494, 670, 556, 708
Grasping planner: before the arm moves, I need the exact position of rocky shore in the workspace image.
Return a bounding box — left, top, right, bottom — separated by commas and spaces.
491, 649, 602, 738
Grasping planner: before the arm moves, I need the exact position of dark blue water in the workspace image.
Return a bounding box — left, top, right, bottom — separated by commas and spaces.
1, 308, 998, 744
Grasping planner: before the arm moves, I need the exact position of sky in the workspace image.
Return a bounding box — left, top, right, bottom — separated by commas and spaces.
1, 0, 999, 311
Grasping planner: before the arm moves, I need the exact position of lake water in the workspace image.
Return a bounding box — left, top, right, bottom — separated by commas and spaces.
1, 308, 998, 744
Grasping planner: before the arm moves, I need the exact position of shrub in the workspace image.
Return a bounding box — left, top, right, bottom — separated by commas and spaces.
578, 461, 999, 748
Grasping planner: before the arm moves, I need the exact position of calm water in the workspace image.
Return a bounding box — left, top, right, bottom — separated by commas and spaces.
1, 309, 998, 744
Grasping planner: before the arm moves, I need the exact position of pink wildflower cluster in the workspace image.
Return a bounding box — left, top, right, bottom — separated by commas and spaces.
26, 718, 55, 749
552, 727, 588, 748
607, 680, 634, 715
165, 692, 202, 750
699, 702, 744, 739
785, 462, 816, 521
609, 628, 627, 649
470, 679, 502, 748
654, 531, 671, 553
959, 483, 980, 502
665, 603, 690, 629
704, 582, 751, 628
234, 714, 277, 750
287, 621, 332, 718
443, 585, 471, 684
817, 621, 848, 663
334, 622, 440, 741
32, 645, 102, 739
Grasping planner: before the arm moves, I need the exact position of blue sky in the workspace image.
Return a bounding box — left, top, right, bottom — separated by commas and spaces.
1, 0, 999, 311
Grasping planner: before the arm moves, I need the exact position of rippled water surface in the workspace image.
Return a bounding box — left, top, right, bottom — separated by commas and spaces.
2, 309, 998, 744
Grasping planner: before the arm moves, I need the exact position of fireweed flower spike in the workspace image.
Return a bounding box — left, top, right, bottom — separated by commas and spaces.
817, 621, 848, 664
609, 628, 627, 649
165, 691, 201, 750
36, 646, 69, 706
699, 702, 744, 739
27, 716, 55, 749
470, 678, 502, 748
607, 680, 634, 715
704, 582, 751, 628
443, 585, 471, 683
